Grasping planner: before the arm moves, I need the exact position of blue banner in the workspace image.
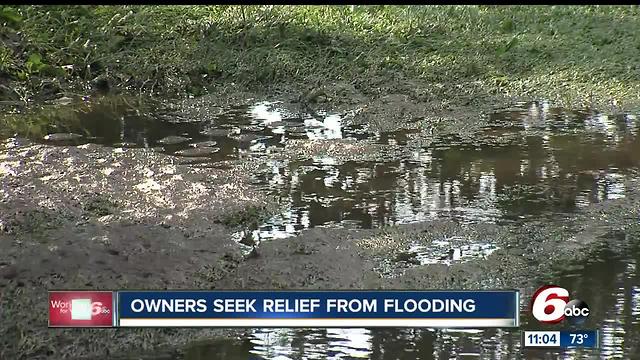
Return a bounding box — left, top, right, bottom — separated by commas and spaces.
117, 290, 519, 328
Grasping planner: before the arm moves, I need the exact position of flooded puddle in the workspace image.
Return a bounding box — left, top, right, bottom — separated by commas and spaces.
6, 99, 640, 259
239, 102, 639, 259
3, 98, 640, 359
23, 100, 392, 162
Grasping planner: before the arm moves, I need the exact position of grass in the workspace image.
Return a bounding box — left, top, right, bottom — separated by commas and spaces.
1, 5, 640, 108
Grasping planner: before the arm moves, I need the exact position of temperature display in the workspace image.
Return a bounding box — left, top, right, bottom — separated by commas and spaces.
560, 330, 599, 348
523, 330, 599, 349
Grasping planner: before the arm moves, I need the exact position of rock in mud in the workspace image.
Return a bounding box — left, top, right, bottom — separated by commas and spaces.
175, 147, 220, 157
240, 125, 265, 132
287, 133, 308, 140
232, 134, 270, 143
43, 133, 84, 142
113, 142, 139, 148
191, 140, 218, 148
157, 135, 192, 145
288, 127, 309, 135
283, 120, 306, 128
49, 96, 74, 106
265, 121, 290, 128
200, 128, 232, 137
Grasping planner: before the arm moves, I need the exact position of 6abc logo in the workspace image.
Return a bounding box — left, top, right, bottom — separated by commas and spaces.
92, 302, 111, 316
531, 285, 590, 325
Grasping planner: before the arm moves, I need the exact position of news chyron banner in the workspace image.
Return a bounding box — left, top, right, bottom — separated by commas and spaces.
49, 290, 519, 328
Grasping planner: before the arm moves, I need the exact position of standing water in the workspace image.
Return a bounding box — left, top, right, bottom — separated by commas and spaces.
4, 98, 640, 358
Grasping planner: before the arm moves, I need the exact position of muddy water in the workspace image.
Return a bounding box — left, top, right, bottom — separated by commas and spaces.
30, 100, 639, 237
249, 109, 638, 235
27, 101, 377, 161
7, 99, 640, 359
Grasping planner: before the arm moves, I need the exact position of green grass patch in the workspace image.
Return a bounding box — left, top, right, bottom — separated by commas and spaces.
1, 5, 640, 107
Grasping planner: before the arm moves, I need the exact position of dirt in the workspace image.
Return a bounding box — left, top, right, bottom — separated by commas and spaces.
0, 138, 273, 358
1, 80, 639, 359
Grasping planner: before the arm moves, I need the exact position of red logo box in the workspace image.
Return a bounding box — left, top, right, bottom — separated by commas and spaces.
49, 291, 114, 327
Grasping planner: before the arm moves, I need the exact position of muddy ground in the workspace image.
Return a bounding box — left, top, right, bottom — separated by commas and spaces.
1, 83, 639, 359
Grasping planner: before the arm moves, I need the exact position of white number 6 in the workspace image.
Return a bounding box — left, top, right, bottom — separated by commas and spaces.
532, 286, 569, 323
91, 301, 104, 316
